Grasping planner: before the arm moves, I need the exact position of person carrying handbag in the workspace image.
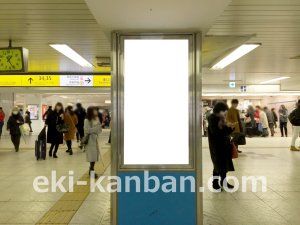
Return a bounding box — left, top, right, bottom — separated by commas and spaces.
208, 102, 236, 191
45, 102, 64, 158
64, 106, 78, 155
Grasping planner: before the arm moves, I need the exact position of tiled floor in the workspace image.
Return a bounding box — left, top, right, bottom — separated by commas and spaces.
1, 131, 300, 224
0, 130, 111, 225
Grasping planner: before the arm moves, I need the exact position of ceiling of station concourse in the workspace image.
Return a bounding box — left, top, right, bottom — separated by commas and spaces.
0, 0, 299, 92
0, 0, 110, 72
203, 0, 300, 90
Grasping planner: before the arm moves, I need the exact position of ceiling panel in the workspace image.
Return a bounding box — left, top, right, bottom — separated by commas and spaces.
0, 0, 111, 72
203, 0, 300, 90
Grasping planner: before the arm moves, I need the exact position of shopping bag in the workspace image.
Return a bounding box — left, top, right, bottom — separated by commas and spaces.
231, 142, 238, 159
19, 126, 26, 143
258, 123, 263, 132
22, 124, 31, 132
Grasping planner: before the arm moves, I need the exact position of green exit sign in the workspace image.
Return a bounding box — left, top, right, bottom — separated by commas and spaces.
229, 82, 235, 88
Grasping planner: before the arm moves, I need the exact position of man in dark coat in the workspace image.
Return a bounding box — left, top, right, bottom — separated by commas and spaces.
245, 106, 256, 137
208, 102, 236, 191
7, 107, 24, 152
74, 103, 86, 142
264, 107, 275, 136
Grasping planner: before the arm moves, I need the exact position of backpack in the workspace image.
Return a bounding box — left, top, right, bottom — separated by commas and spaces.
288, 108, 300, 126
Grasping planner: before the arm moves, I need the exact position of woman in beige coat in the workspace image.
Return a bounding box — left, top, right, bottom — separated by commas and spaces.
84, 107, 102, 178
256, 106, 269, 137
64, 106, 78, 155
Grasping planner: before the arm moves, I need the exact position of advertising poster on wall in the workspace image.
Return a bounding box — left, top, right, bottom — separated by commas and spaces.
42, 105, 47, 119
27, 105, 38, 120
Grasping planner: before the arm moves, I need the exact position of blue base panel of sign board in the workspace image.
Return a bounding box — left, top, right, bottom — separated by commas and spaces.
118, 172, 196, 225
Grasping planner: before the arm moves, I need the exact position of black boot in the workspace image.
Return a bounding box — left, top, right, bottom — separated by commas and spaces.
220, 174, 234, 189
69, 149, 73, 155
49, 150, 52, 157
212, 172, 222, 191
53, 150, 58, 158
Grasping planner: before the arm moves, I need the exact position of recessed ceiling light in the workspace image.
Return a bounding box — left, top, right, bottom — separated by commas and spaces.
238, 94, 251, 96
203, 94, 220, 96
49, 44, 94, 68
211, 44, 261, 70
221, 94, 237, 96
259, 77, 291, 84
105, 100, 111, 104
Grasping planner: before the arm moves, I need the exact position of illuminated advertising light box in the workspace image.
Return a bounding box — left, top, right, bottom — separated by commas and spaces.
27, 104, 38, 120
123, 39, 189, 165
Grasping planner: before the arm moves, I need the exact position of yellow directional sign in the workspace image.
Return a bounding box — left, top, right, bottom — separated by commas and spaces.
0, 75, 111, 87
93, 75, 111, 87
0, 75, 22, 86
22, 75, 60, 86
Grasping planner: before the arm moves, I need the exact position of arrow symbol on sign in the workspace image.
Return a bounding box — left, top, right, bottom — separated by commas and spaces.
28, 78, 33, 84
85, 78, 91, 83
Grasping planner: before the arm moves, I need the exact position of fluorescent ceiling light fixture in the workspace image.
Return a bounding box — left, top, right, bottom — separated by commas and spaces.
221, 93, 237, 96
105, 100, 111, 104
238, 94, 251, 96
259, 76, 291, 84
49, 44, 94, 68
60, 96, 68, 98
203, 94, 220, 96
211, 44, 260, 70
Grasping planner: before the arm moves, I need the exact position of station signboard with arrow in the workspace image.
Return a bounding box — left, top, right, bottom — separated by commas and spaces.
0, 75, 111, 87
60, 75, 94, 86
22, 75, 60, 86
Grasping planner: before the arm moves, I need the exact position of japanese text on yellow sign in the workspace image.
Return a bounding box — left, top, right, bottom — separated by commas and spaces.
0, 75, 111, 87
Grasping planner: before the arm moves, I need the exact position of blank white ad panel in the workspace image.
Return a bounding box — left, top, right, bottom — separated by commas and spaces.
124, 39, 189, 164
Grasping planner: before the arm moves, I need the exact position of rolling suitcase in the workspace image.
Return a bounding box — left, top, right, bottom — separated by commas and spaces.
35, 127, 47, 160
35, 139, 46, 160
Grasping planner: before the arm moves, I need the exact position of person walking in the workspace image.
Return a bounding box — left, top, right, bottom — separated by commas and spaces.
208, 102, 236, 190
7, 107, 24, 152
84, 107, 102, 178
0, 107, 5, 139
279, 105, 288, 137
74, 103, 86, 142
64, 106, 78, 155
45, 102, 64, 158
245, 105, 256, 138
264, 107, 275, 136
43, 106, 52, 120
289, 100, 300, 151
19, 109, 24, 117
271, 108, 278, 129
256, 106, 269, 137
96, 107, 103, 124
24, 110, 33, 132
227, 99, 243, 153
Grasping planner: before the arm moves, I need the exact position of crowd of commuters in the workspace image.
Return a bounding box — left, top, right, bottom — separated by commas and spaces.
207, 99, 300, 191
1, 103, 110, 174
204, 101, 293, 139
43, 103, 109, 176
